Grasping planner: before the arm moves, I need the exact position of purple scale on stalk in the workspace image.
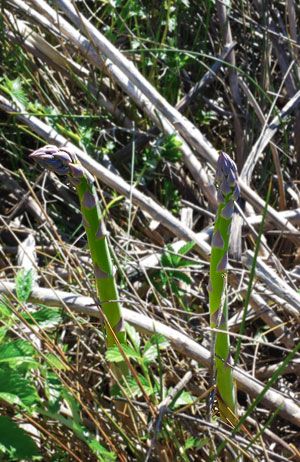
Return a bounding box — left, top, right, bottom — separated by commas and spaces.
221, 200, 234, 220
224, 352, 233, 368
82, 191, 96, 209
81, 215, 90, 228
217, 189, 224, 203
94, 263, 109, 280
211, 307, 225, 329
95, 222, 106, 240
232, 184, 240, 201
207, 279, 213, 293
211, 309, 221, 327
69, 177, 81, 187
227, 170, 236, 187
212, 230, 224, 248
69, 163, 85, 178
220, 179, 232, 196
217, 253, 228, 272
114, 318, 125, 333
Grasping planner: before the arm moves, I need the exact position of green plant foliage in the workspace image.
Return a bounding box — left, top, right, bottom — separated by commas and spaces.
23, 306, 62, 329
0, 77, 29, 107
0, 339, 37, 368
152, 241, 199, 304
0, 416, 39, 460
87, 439, 117, 462
0, 367, 39, 408
15, 269, 33, 303
107, 325, 197, 407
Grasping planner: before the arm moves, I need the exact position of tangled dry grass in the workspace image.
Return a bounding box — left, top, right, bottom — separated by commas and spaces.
0, 1, 300, 461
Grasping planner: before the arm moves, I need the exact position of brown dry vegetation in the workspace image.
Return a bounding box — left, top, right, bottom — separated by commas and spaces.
0, 1, 300, 461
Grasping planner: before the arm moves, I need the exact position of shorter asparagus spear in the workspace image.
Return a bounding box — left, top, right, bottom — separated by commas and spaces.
209, 152, 240, 422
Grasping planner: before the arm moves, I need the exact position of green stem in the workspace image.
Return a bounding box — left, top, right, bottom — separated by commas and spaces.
208, 152, 240, 422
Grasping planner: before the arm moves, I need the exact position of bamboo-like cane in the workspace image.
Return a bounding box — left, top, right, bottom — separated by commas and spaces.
30, 145, 128, 377
209, 152, 240, 422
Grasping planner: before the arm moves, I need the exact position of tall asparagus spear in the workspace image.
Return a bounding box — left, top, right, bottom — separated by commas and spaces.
30, 145, 128, 377
209, 152, 240, 422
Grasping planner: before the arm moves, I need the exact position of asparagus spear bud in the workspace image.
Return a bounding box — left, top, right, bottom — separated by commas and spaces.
30, 145, 127, 377
209, 152, 240, 422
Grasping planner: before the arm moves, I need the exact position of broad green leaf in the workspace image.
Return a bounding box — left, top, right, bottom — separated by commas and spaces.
145, 333, 169, 350
106, 345, 141, 363
172, 272, 193, 286
171, 390, 196, 408
0, 340, 37, 367
184, 436, 209, 450
0, 327, 8, 343
0, 368, 39, 407
0, 416, 39, 460
45, 372, 63, 413
142, 344, 158, 363
0, 300, 12, 319
161, 251, 174, 268
15, 269, 33, 303
125, 323, 141, 350
178, 241, 195, 256
124, 374, 153, 398
23, 306, 62, 329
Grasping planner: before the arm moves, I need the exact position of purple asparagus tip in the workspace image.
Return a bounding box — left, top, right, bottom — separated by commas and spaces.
29, 145, 76, 176
216, 152, 240, 203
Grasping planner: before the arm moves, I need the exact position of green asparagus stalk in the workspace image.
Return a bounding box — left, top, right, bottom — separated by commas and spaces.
209, 152, 240, 423
29, 145, 128, 377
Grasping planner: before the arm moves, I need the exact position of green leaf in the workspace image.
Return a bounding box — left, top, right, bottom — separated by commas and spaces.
0, 340, 37, 367
0, 327, 8, 343
170, 390, 196, 408
0, 300, 12, 319
23, 306, 62, 329
143, 334, 169, 363
45, 354, 68, 371
15, 269, 33, 303
0, 368, 39, 407
0, 416, 39, 460
161, 251, 175, 268
178, 241, 195, 256
3, 77, 29, 107
124, 374, 153, 398
105, 345, 141, 363
146, 333, 169, 350
142, 344, 158, 363
172, 271, 193, 286
88, 439, 116, 461
125, 323, 141, 350
184, 436, 209, 450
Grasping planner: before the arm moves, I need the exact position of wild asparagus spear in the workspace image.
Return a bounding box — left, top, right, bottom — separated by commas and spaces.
30, 145, 128, 377
209, 152, 240, 422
